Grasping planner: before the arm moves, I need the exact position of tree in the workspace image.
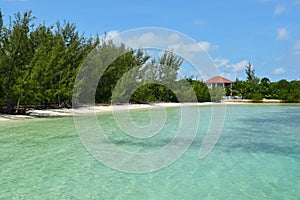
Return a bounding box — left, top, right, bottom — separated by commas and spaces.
0, 10, 6, 105
270, 79, 300, 102
245, 62, 255, 81
0, 11, 35, 113
260, 77, 271, 87
231, 78, 246, 98
51, 21, 92, 106
242, 62, 262, 100
94, 42, 150, 103
151, 50, 183, 102
26, 24, 56, 105
209, 86, 224, 102
0, 11, 95, 113
158, 50, 183, 83
259, 77, 271, 98
122, 50, 184, 103
2, 10, 299, 113
186, 78, 210, 102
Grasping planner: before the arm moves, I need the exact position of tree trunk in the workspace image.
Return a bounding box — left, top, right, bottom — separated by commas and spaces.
16, 96, 20, 114
58, 94, 60, 107
5, 66, 14, 114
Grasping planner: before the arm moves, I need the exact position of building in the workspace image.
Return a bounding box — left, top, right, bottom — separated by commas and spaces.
205, 76, 232, 88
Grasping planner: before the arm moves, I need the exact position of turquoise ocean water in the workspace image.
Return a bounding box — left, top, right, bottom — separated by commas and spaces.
1, 105, 299, 199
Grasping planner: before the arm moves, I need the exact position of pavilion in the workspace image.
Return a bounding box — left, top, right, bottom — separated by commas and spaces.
205, 76, 232, 88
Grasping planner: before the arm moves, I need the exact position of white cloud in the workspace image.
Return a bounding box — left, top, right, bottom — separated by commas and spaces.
197, 41, 219, 52
293, 40, 300, 55
277, 28, 290, 40
99, 30, 121, 43
211, 59, 249, 81
168, 33, 180, 42
119, 31, 218, 58
139, 32, 155, 43
212, 57, 250, 80
274, 5, 286, 15
106, 30, 119, 39
231, 60, 250, 72
151, 39, 218, 54
102, 29, 220, 72
107, 31, 218, 54
213, 57, 230, 68
121, 32, 183, 50
213, 57, 249, 72
272, 67, 285, 74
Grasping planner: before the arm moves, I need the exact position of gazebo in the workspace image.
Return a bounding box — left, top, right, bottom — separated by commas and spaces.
205, 76, 232, 88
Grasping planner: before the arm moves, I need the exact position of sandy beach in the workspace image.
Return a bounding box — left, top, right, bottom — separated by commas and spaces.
0, 102, 211, 122
0, 101, 298, 122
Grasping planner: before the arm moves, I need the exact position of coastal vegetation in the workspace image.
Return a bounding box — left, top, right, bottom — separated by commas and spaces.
0, 11, 299, 114
230, 63, 300, 103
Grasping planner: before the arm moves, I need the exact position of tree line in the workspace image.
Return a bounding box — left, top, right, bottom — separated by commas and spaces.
0, 11, 211, 114
0, 11, 298, 114
229, 63, 300, 103
0, 11, 98, 113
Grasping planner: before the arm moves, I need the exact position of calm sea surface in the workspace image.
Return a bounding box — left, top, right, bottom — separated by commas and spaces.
1, 105, 299, 199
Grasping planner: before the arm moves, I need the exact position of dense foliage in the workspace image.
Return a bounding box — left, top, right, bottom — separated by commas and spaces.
0, 11, 299, 114
0, 11, 95, 113
230, 63, 300, 102
0, 11, 211, 114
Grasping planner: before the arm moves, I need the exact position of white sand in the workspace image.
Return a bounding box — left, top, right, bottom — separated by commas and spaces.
0, 114, 34, 121
0, 103, 210, 122
0, 101, 296, 122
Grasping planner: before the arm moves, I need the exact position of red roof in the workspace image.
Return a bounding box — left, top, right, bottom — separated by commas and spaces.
205, 76, 231, 83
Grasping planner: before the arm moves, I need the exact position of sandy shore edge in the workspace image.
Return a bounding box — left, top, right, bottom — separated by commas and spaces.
0, 101, 298, 122
0, 102, 207, 122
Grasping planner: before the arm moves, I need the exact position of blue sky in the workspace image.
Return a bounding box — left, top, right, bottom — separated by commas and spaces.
1, 0, 300, 81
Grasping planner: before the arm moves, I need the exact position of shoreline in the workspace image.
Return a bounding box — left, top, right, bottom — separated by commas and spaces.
0, 101, 299, 122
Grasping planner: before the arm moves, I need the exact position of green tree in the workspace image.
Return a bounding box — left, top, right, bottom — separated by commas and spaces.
26, 25, 56, 106
91, 41, 150, 103
0, 10, 6, 105
152, 50, 183, 102
52, 21, 92, 106
270, 79, 300, 102
209, 86, 224, 102
231, 78, 247, 98
245, 62, 255, 81
186, 78, 210, 102
259, 77, 271, 98
0, 11, 96, 112
127, 50, 183, 103
0, 11, 35, 113
243, 62, 262, 100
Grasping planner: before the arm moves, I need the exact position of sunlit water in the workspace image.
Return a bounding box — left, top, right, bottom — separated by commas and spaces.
1, 105, 299, 199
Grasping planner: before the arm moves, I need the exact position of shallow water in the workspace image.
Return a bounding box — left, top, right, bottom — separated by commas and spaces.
1, 105, 299, 199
